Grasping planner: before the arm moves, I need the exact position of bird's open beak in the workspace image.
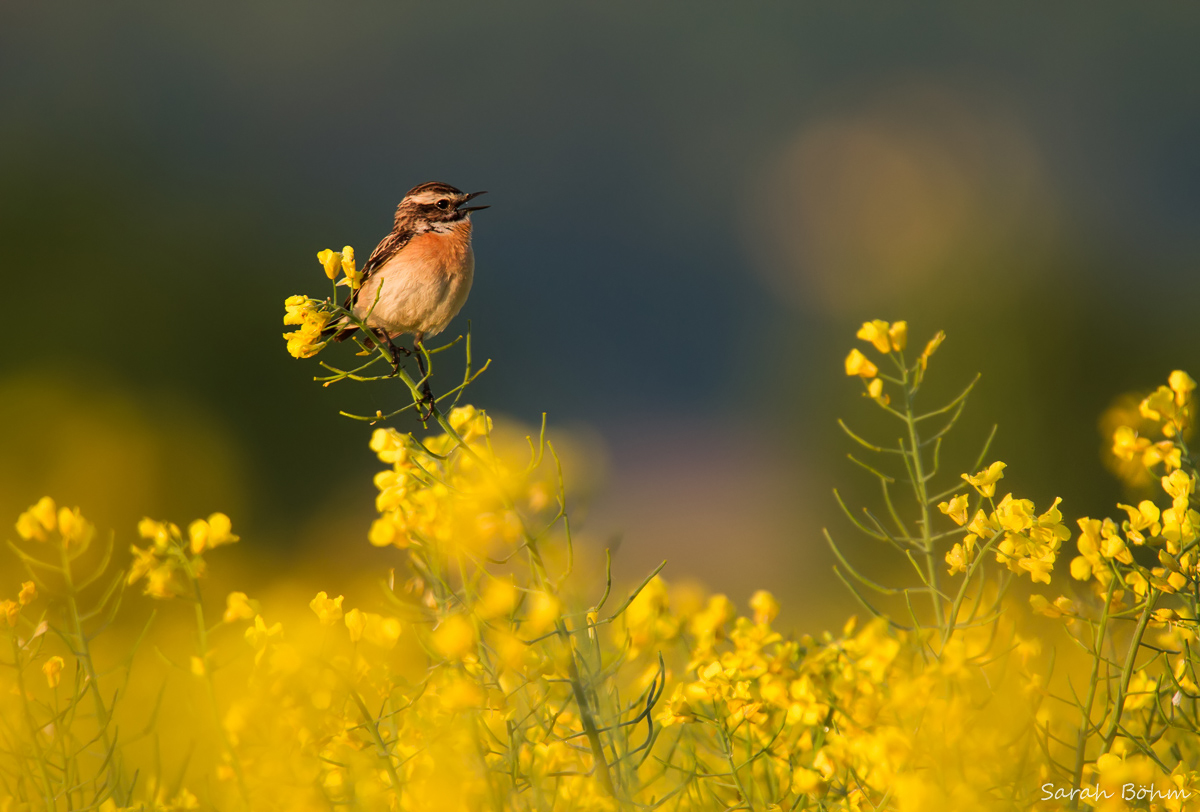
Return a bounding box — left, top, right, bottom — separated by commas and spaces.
457, 190, 489, 213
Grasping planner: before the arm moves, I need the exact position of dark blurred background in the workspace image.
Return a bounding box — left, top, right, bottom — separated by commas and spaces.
3, 3, 1199, 629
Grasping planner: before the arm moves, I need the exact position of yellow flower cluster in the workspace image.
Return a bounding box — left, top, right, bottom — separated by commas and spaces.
282, 295, 332, 359
844, 318, 945, 404
7, 316, 1200, 811
318, 245, 361, 290
0, 579, 35, 628
939, 463, 1069, 583
1064, 371, 1200, 602
128, 512, 238, 599
366, 405, 542, 556
15, 495, 95, 548
1110, 370, 1195, 477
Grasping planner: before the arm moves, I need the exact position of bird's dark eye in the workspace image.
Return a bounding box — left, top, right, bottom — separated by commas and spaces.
436, 199, 450, 210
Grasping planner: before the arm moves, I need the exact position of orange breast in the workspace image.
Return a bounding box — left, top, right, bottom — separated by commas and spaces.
404, 221, 473, 278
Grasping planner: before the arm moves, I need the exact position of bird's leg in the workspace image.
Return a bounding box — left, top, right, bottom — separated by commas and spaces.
373, 328, 410, 374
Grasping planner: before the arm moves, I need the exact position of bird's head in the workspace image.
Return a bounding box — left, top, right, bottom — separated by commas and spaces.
395, 182, 488, 230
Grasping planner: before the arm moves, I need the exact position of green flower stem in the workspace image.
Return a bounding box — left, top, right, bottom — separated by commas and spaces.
1100, 588, 1159, 753
1069, 579, 1115, 811
10, 633, 56, 806
377, 344, 621, 799
184, 561, 250, 807
60, 543, 127, 804
899, 361, 945, 633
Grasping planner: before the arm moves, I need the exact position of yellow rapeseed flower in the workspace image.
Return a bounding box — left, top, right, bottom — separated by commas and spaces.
448, 404, 493, 441
477, 579, 517, 620
188, 512, 238, 555
137, 517, 177, 552
369, 427, 410, 464
244, 615, 283, 665
844, 348, 878, 378
282, 295, 332, 359
750, 590, 780, 625
945, 543, 971, 576
317, 248, 342, 280
433, 614, 476, 660
1, 600, 18, 626
937, 494, 970, 526
223, 591, 257, 623
17, 581, 36, 607
917, 330, 945, 377
1169, 369, 1196, 404
368, 511, 410, 548
866, 377, 889, 405
339, 245, 362, 289
526, 591, 562, 636
56, 506, 94, 549
143, 562, 183, 599
856, 320, 893, 354
1118, 500, 1161, 544
359, 612, 402, 648
962, 462, 1006, 498
15, 496, 57, 542
309, 591, 345, 626
43, 656, 64, 688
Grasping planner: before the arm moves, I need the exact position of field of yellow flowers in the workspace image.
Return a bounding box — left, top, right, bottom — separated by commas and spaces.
2, 250, 1198, 811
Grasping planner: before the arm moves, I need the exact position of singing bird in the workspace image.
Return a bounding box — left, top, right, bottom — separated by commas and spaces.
328, 181, 488, 356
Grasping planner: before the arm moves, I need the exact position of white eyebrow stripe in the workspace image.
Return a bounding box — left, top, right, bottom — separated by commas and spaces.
408, 191, 451, 205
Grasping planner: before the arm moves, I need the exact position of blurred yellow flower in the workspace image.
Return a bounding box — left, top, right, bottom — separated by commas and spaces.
526, 591, 562, 636
15, 496, 57, 542
56, 506, 94, 549
188, 512, 239, 555
369, 427, 409, 464
309, 591, 344, 626
433, 613, 476, 660
448, 404, 493, 441
844, 348, 878, 378
750, 590, 780, 625
138, 517, 176, 552
1169, 369, 1195, 403
866, 377, 888, 405
477, 579, 517, 620
1, 600, 18, 626
368, 511, 410, 548
223, 591, 257, 623
43, 656, 64, 688
143, 562, 184, 599
856, 320, 893, 353
360, 612, 402, 648
244, 615, 283, 665
917, 330, 945, 377
17, 581, 35, 607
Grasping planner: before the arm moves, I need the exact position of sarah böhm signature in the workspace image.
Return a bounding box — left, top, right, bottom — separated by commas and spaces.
1041, 783, 1192, 803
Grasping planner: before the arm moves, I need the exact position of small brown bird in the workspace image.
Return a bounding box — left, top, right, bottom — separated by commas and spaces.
328, 181, 488, 355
